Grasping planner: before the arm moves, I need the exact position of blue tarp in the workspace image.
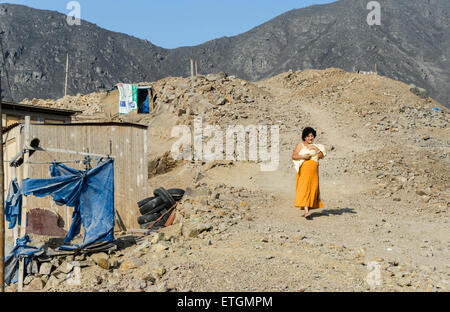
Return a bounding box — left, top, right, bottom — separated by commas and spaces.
140, 94, 150, 114
4, 235, 44, 285
5, 178, 23, 229
3, 159, 115, 285
22, 159, 115, 249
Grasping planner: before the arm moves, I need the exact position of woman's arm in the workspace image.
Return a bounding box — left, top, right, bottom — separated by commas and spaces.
308, 145, 324, 159
317, 151, 324, 159
312, 145, 325, 159
292, 143, 310, 160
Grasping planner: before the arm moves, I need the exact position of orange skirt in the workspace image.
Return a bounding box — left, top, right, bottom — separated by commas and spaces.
295, 160, 324, 209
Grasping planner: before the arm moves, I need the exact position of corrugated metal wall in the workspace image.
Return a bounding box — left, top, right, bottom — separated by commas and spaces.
3, 123, 148, 239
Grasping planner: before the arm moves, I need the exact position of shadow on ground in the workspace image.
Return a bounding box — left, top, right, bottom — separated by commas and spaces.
114, 235, 139, 251
311, 208, 357, 218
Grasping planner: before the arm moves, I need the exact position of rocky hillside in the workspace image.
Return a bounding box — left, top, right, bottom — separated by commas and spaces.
1, 0, 450, 107
7, 68, 449, 292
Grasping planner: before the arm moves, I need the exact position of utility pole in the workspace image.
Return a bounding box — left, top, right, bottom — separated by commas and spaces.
64, 53, 69, 97
0, 30, 5, 293
190, 58, 194, 92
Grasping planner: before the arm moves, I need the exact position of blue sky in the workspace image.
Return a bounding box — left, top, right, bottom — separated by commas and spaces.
2, 0, 337, 48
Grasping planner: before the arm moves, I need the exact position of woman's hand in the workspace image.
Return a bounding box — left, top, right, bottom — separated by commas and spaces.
302, 154, 311, 160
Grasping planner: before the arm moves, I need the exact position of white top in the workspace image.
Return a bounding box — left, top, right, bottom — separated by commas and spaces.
292, 143, 326, 173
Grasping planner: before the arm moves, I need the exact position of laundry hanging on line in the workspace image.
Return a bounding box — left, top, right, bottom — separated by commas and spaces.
117, 83, 138, 114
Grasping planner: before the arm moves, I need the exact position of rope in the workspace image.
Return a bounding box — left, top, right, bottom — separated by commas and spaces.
25, 157, 105, 165
5, 157, 105, 165
145, 202, 178, 230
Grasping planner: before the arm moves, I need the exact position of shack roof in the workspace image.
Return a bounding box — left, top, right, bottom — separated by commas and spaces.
2, 121, 148, 134
1, 101, 81, 116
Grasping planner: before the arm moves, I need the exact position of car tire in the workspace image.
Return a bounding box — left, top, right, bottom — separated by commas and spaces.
137, 212, 161, 225
139, 201, 168, 215
154, 187, 176, 207
137, 196, 156, 208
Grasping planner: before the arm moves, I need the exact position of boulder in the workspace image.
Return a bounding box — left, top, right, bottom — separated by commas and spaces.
90, 252, 109, 264
206, 72, 227, 82
151, 232, 166, 244
159, 223, 183, 240
409, 84, 428, 99
45, 275, 63, 289
24, 275, 34, 285
120, 257, 145, 271
152, 266, 167, 277
151, 243, 169, 253
27, 260, 39, 275
216, 97, 227, 106
57, 261, 74, 274
26, 278, 45, 291
183, 223, 213, 238
97, 258, 111, 270
39, 262, 53, 275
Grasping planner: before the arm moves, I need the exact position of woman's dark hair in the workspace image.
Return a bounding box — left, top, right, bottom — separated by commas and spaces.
302, 127, 317, 141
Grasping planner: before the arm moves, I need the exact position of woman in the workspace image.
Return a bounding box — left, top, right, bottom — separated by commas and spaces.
292, 127, 326, 219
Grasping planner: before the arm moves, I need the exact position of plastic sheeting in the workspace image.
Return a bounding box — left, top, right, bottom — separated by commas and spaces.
5, 178, 23, 229
22, 159, 115, 249
117, 83, 138, 114
4, 235, 44, 285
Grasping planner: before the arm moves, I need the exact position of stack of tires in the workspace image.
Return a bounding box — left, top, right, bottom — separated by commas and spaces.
137, 187, 185, 230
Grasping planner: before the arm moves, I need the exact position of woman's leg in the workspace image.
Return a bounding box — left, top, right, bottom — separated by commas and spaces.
304, 207, 311, 218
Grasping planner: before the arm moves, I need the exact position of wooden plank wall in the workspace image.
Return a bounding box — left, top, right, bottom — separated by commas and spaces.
2, 123, 148, 236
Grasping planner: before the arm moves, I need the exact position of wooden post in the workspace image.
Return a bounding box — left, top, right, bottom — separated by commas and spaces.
190, 59, 195, 92
64, 53, 69, 97
12, 168, 18, 244
66, 206, 70, 231
374, 64, 377, 74
17, 115, 30, 292
149, 88, 154, 112
15, 124, 23, 245
195, 61, 198, 77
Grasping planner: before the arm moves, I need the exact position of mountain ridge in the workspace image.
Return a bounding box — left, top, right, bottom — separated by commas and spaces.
0, 0, 449, 106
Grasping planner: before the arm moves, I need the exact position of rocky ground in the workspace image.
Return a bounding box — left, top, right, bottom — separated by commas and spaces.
7, 68, 449, 292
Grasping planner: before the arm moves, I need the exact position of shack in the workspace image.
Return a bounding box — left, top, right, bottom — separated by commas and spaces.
2, 101, 79, 126
116, 83, 154, 115
3, 121, 148, 240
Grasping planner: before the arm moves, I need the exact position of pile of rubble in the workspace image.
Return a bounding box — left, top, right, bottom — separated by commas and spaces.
6, 181, 271, 292
270, 68, 448, 132
150, 73, 273, 127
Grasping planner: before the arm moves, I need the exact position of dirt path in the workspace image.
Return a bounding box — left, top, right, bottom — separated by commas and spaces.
169, 80, 450, 292
255, 80, 449, 269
